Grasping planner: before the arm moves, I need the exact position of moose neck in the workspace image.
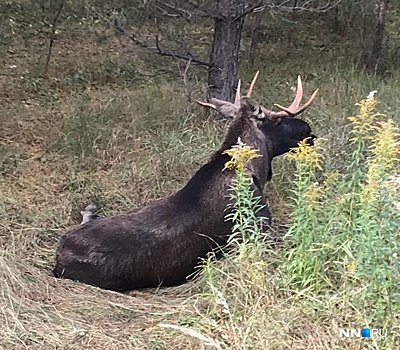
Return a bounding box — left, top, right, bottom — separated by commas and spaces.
215, 116, 270, 187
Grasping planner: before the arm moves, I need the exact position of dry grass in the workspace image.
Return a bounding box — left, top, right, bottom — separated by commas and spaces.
1, 2, 400, 349
1, 11, 218, 348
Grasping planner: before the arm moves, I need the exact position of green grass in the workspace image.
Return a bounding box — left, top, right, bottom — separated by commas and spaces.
1, 2, 400, 349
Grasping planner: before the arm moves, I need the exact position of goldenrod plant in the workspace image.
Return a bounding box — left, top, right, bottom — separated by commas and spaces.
198, 138, 275, 348
223, 137, 266, 247
284, 93, 400, 346
354, 118, 400, 325
283, 137, 327, 290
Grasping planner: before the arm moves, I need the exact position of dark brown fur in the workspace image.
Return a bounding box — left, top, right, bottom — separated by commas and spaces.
53, 97, 315, 291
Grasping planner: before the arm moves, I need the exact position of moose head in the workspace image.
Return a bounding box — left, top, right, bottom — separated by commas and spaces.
197, 71, 318, 180
53, 72, 318, 292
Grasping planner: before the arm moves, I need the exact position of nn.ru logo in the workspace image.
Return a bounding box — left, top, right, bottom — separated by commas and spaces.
339, 328, 387, 338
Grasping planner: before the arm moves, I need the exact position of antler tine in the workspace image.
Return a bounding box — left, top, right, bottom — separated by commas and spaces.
293, 75, 304, 108
274, 88, 319, 115
274, 75, 303, 115
263, 76, 318, 118
196, 100, 217, 110
246, 70, 260, 97
234, 79, 241, 107
297, 88, 319, 114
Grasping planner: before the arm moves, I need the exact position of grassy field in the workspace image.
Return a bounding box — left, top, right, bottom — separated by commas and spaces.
1, 2, 399, 349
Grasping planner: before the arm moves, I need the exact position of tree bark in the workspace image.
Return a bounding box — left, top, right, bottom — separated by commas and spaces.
371, 0, 390, 64
363, 0, 390, 70
207, 0, 246, 102
248, 12, 262, 67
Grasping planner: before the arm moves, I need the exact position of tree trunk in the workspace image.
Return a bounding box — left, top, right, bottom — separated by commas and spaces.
207, 0, 246, 102
363, 0, 390, 70
371, 0, 390, 64
248, 13, 262, 67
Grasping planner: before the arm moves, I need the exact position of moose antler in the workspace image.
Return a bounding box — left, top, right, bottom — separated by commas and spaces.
196, 71, 260, 116
262, 76, 318, 118
233, 79, 242, 107
196, 100, 217, 110
246, 70, 259, 98
196, 73, 317, 120
233, 70, 260, 106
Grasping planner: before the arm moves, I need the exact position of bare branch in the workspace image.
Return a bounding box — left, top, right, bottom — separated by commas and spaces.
44, 0, 66, 75
269, 0, 341, 14
186, 0, 221, 19
233, 1, 267, 21
230, 0, 339, 22
113, 22, 211, 67
147, 0, 221, 20
177, 58, 193, 103
158, 2, 194, 21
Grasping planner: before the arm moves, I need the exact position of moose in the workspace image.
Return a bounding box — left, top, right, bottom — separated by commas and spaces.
53, 72, 318, 291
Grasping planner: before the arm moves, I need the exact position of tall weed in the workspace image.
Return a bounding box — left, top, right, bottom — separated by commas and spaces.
198, 139, 280, 349
284, 94, 400, 343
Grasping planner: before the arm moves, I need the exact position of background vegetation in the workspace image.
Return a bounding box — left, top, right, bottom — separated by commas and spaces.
0, 0, 399, 349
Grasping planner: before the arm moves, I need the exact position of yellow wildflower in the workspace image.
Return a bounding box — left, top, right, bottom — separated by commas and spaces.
347, 261, 356, 274
304, 182, 323, 210
359, 119, 400, 206
286, 137, 324, 171
324, 171, 340, 187
368, 120, 400, 176
223, 137, 262, 172
348, 96, 385, 141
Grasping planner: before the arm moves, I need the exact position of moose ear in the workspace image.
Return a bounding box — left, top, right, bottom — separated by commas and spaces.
210, 98, 239, 119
